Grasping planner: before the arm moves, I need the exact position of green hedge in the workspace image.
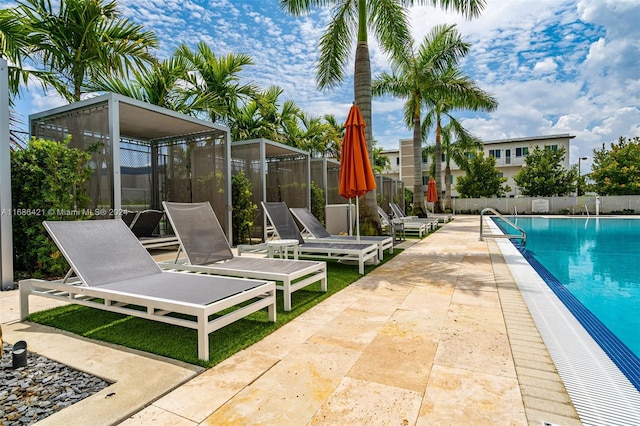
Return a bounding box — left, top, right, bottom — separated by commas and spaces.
11, 137, 93, 278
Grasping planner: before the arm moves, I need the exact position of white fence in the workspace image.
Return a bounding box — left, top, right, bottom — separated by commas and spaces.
452, 195, 640, 215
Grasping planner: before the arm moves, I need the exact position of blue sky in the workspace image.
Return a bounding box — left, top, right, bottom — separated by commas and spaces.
8, 0, 640, 172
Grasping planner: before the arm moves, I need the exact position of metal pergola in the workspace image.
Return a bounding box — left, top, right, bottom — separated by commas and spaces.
29, 93, 233, 241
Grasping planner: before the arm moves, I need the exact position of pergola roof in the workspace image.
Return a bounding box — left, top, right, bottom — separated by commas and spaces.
30, 92, 227, 143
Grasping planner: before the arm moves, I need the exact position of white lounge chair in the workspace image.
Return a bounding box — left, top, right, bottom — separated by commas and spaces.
377, 206, 427, 238
389, 203, 453, 225
121, 209, 179, 249
161, 201, 327, 312
19, 220, 276, 361
262, 202, 379, 275
289, 207, 393, 260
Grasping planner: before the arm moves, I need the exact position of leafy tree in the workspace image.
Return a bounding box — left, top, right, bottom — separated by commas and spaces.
422, 68, 497, 213
281, 0, 486, 230
373, 24, 469, 215
176, 42, 258, 126
87, 55, 216, 115
1, 7, 33, 99
284, 113, 344, 158
513, 146, 577, 196
231, 170, 257, 245
372, 144, 390, 175
310, 181, 325, 225
1, 7, 63, 147
231, 86, 300, 142
286, 112, 326, 154
373, 24, 496, 215
11, 137, 93, 277
455, 151, 509, 198
590, 136, 640, 195
424, 121, 484, 210
17, 0, 158, 101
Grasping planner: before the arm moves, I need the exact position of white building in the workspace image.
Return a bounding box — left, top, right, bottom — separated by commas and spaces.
380, 149, 400, 180
392, 134, 575, 197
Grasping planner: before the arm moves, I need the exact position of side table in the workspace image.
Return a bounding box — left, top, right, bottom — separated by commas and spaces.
266, 239, 300, 260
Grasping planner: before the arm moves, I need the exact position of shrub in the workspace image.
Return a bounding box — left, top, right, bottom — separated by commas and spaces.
11, 137, 93, 278
310, 181, 325, 225
231, 171, 257, 245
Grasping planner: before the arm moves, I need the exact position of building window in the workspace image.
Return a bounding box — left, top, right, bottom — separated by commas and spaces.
422, 176, 429, 185
396, 157, 400, 165
515, 147, 529, 157
505, 149, 511, 164
489, 149, 501, 159
545, 145, 558, 153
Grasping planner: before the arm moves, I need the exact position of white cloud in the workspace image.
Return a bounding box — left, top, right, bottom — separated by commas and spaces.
7, 0, 640, 157
534, 58, 558, 73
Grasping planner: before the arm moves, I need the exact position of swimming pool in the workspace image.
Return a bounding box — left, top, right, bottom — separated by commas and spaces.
497, 217, 640, 390
492, 216, 640, 424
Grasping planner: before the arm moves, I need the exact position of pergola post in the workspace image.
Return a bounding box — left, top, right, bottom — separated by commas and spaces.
0, 58, 14, 290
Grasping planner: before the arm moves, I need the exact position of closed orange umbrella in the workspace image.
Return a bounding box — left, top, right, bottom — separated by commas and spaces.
426, 177, 438, 203
339, 104, 376, 238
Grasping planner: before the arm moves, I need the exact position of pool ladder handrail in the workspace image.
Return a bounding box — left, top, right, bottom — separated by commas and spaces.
479, 208, 527, 244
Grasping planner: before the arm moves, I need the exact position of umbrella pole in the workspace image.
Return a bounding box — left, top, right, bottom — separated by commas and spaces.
348, 199, 353, 236
356, 196, 361, 241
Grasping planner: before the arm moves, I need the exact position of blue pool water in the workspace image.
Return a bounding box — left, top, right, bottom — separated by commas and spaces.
494, 216, 640, 388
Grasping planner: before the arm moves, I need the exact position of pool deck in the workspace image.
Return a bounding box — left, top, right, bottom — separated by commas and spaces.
0, 215, 582, 425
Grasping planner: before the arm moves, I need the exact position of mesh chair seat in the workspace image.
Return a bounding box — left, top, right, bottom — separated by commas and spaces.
290, 207, 394, 258
162, 202, 327, 311
20, 219, 276, 361
262, 202, 379, 275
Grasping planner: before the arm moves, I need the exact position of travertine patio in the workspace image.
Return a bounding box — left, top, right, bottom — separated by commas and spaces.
1, 216, 581, 425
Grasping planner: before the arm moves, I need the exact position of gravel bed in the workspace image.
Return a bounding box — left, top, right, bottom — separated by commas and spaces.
1, 343, 110, 425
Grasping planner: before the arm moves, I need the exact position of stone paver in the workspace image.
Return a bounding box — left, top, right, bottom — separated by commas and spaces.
0, 216, 581, 425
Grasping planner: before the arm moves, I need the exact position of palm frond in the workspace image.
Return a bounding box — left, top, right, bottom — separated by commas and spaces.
317, 1, 356, 88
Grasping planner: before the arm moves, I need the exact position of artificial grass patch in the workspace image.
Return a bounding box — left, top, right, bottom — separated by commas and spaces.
28, 251, 402, 368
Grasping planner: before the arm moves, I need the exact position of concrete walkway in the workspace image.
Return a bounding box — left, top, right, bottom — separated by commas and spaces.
1, 216, 581, 425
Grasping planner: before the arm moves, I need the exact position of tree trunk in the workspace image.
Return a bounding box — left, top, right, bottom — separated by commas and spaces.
444, 163, 452, 211
412, 114, 426, 216
354, 40, 381, 234
434, 118, 443, 213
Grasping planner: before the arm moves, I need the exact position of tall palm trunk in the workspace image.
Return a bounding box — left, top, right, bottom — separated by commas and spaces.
444, 162, 452, 211
412, 112, 425, 216
434, 118, 443, 213
353, 4, 380, 234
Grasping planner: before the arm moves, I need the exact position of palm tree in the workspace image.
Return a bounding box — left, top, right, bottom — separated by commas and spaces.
231, 100, 266, 141
280, 0, 486, 228
1, 7, 32, 99
86, 55, 221, 115
17, 0, 158, 102
372, 24, 472, 215
176, 42, 258, 126
230, 86, 300, 142
422, 66, 497, 211
286, 112, 344, 157
1, 7, 66, 147
424, 121, 483, 210
321, 114, 344, 159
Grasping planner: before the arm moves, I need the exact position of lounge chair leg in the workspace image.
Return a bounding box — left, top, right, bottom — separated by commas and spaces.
197, 315, 209, 361
284, 284, 292, 312
19, 280, 32, 320
268, 290, 277, 322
